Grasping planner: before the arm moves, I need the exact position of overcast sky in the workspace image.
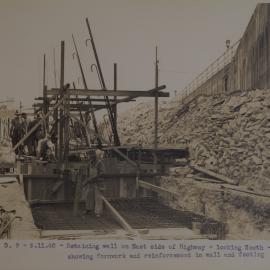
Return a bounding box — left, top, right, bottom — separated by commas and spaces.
0, 0, 265, 112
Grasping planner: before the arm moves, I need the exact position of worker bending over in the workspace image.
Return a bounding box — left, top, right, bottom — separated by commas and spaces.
36, 134, 56, 161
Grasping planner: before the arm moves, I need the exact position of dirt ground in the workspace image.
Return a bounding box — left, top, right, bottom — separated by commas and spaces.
0, 177, 39, 239
160, 174, 270, 239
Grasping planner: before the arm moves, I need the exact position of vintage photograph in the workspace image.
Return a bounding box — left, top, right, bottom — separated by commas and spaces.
0, 0, 269, 242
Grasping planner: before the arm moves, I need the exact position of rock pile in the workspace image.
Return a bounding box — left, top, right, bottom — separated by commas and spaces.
119, 89, 270, 190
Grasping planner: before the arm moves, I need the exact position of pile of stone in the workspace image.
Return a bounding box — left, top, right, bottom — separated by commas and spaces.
119, 89, 270, 191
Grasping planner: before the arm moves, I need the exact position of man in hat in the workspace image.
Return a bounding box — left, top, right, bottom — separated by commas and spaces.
27, 112, 45, 156
83, 144, 106, 216
9, 110, 23, 155
21, 112, 29, 154
21, 113, 28, 133
27, 115, 38, 155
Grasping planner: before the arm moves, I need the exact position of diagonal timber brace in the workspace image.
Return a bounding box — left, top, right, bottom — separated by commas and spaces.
100, 194, 138, 237
12, 97, 66, 152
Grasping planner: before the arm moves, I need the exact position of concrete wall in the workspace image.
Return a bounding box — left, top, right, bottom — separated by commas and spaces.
232, 3, 270, 91
183, 65, 230, 104
183, 3, 270, 103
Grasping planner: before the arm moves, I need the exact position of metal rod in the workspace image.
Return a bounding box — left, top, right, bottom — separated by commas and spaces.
73, 81, 85, 121
73, 81, 90, 146
85, 18, 120, 146
73, 169, 82, 216
43, 54, 46, 92
85, 18, 106, 90
153, 46, 159, 177
59, 41, 65, 160
91, 64, 102, 88
53, 48, 57, 88
72, 34, 101, 145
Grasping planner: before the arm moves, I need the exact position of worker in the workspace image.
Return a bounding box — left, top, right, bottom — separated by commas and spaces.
83, 145, 106, 216
49, 119, 58, 145
95, 144, 105, 161
94, 144, 105, 216
9, 111, 23, 155
35, 113, 45, 141
36, 134, 56, 161
21, 113, 28, 134
27, 116, 37, 155
21, 113, 29, 154
73, 120, 83, 139
27, 113, 45, 155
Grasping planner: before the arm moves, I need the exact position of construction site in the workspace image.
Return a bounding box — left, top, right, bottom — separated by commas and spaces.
0, 2, 270, 240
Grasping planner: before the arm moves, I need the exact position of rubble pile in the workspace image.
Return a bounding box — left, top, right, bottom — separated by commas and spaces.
119, 89, 270, 190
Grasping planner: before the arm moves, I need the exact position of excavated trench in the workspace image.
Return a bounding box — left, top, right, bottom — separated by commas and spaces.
160, 174, 270, 239
30, 197, 225, 239
118, 89, 270, 239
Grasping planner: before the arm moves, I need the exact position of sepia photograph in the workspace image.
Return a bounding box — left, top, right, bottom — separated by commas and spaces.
0, 1, 269, 263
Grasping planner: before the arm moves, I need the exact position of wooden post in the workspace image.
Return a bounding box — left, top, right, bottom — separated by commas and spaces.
43, 86, 49, 129
154, 46, 159, 145
85, 18, 120, 146
59, 41, 65, 160
113, 63, 117, 144
85, 184, 94, 211
43, 54, 49, 129
63, 88, 70, 161
8, 118, 10, 139
73, 169, 82, 216
190, 164, 237, 185
119, 164, 128, 198
72, 34, 102, 145
43, 54, 46, 105
27, 178, 32, 202
94, 185, 103, 216
153, 46, 159, 198
101, 194, 137, 236
53, 104, 58, 159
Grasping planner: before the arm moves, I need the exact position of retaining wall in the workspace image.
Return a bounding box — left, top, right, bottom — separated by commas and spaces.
182, 3, 270, 103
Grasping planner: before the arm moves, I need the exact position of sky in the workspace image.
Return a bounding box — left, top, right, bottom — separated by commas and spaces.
0, 0, 266, 113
